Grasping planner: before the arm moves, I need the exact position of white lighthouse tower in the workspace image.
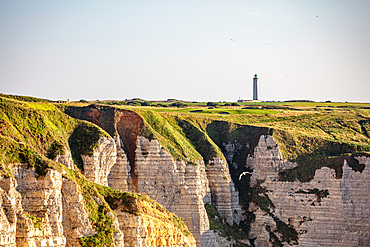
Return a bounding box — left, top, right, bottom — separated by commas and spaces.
253, 74, 258, 100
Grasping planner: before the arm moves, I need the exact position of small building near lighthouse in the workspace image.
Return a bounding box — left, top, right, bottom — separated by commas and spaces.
237, 74, 261, 102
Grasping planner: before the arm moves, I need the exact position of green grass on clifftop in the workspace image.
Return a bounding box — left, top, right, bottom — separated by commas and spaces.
132, 109, 226, 163
0, 96, 109, 176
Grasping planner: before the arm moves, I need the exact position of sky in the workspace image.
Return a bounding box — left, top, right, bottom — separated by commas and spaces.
0, 0, 369, 102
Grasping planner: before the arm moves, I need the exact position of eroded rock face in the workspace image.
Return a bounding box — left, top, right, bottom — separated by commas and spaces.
65, 106, 241, 246
54, 147, 75, 171
205, 157, 241, 226
0, 164, 125, 247
0, 176, 19, 247
108, 137, 131, 192
133, 136, 210, 246
114, 200, 196, 247
81, 137, 117, 186
61, 178, 97, 247
247, 135, 370, 247
11, 164, 66, 247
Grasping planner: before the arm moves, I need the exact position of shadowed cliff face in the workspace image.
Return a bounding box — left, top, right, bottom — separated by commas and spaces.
63, 105, 144, 192
115, 110, 143, 192
206, 121, 272, 234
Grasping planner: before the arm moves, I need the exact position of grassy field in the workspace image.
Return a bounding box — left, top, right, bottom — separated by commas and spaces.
146, 107, 278, 115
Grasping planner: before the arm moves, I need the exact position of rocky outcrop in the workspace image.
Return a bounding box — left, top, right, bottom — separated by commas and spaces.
199, 230, 230, 247
205, 157, 241, 226
133, 136, 210, 246
10, 164, 66, 247
0, 176, 19, 247
81, 137, 117, 186
247, 135, 370, 247
61, 178, 97, 247
0, 164, 126, 247
108, 137, 131, 192
54, 147, 75, 171
113, 198, 196, 246
68, 106, 245, 246
78, 132, 241, 247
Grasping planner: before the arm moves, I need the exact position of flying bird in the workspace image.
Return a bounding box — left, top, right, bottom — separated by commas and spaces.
316, 15, 319, 18
230, 38, 234, 41
267, 43, 270, 45
239, 171, 251, 180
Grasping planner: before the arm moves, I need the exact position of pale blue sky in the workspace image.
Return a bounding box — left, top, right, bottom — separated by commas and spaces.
1, 0, 369, 102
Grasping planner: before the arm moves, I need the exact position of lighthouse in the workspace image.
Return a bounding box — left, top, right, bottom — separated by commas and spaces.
253, 74, 258, 100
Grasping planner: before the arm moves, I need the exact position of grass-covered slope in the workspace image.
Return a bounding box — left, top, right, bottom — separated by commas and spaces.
134, 109, 225, 163
0, 96, 196, 246
0, 96, 109, 176
0, 96, 117, 246
97, 185, 193, 238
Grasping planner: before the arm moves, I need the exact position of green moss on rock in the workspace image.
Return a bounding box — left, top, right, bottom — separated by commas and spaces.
205, 203, 250, 246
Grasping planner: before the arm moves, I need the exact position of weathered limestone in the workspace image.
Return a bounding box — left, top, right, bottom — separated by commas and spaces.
61, 178, 97, 247
247, 135, 297, 185
114, 199, 196, 247
1, 163, 125, 247
81, 137, 117, 186
0, 176, 18, 247
11, 164, 66, 247
247, 135, 370, 247
54, 147, 75, 171
108, 137, 131, 192
205, 157, 241, 226
133, 136, 210, 246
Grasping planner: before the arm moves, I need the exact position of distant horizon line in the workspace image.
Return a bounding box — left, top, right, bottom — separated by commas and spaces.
1, 92, 370, 104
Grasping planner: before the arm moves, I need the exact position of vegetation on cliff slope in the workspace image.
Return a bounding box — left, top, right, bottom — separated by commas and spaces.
2, 94, 370, 246
205, 203, 250, 246
0, 95, 196, 246
119, 103, 370, 183
97, 185, 193, 238
0, 96, 116, 245
0, 96, 109, 176
127, 109, 226, 163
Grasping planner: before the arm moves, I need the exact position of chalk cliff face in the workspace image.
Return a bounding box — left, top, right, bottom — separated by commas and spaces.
0, 161, 197, 247
61, 178, 98, 247
107, 137, 131, 192
0, 164, 126, 247
81, 137, 117, 186
133, 136, 210, 246
9, 164, 67, 247
205, 157, 241, 226
246, 135, 370, 246
53, 105, 370, 247
113, 196, 196, 246
65, 105, 241, 246
78, 134, 240, 247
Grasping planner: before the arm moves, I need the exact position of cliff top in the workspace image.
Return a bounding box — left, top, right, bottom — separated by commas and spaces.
2, 94, 369, 179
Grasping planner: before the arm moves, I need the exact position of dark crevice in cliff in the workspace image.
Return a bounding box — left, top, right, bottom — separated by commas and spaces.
206, 121, 271, 183
62, 104, 143, 192
206, 121, 300, 246
115, 110, 143, 192
205, 121, 273, 236
359, 119, 370, 138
